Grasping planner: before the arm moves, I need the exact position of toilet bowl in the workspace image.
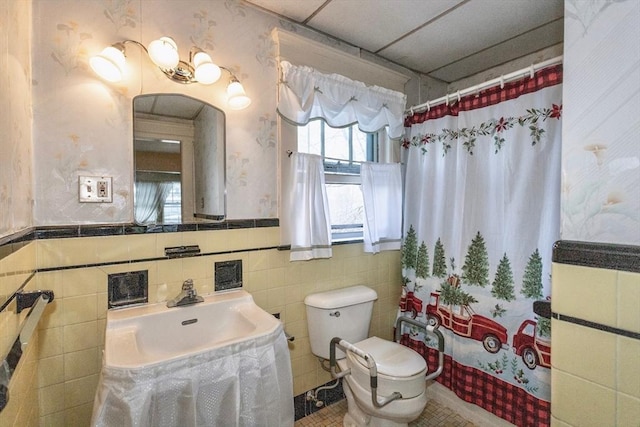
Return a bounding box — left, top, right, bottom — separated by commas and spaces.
304, 286, 430, 427
339, 337, 428, 427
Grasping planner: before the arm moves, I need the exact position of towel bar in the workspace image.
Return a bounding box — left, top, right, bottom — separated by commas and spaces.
0, 291, 54, 412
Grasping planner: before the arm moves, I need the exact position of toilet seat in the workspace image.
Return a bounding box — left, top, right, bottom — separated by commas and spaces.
346, 337, 427, 399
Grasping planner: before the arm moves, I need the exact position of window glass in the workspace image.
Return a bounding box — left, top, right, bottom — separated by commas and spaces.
297, 121, 377, 241
162, 181, 182, 224
297, 120, 322, 156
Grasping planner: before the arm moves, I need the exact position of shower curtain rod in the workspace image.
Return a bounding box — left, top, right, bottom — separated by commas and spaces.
406, 55, 563, 114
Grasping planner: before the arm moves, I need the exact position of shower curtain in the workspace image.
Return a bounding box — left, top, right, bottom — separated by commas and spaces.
398, 65, 562, 426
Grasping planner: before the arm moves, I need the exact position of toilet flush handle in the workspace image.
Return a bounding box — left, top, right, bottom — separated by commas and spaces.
329, 311, 340, 317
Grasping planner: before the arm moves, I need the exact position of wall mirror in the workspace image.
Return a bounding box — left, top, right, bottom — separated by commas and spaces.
133, 94, 225, 224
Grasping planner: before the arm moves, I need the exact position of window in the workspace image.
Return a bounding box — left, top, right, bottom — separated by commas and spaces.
297, 121, 378, 241
162, 181, 182, 223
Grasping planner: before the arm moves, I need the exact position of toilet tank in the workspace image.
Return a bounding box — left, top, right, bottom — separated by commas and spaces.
304, 285, 378, 360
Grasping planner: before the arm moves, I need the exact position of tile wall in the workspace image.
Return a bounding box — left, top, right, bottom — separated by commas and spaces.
0, 239, 38, 427
550, 244, 640, 427
0, 226, 401, 426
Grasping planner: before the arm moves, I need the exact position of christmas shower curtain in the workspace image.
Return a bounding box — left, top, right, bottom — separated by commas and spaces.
398, 65, 562, 426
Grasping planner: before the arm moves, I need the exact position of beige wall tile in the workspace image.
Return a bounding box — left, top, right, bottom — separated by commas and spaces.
63, 321, 98, 353
617, 271, 640, 333
550, 415, 572, 427
126, 233, 158, 260
38, 355, 64, 387
551, 369, 616, 427
617, 392, 640, 427
64, 374, 99, 408
39, 410, 65, 427
64, 348, 100, 381
34, 270, 64, 299
617, 336, 640, 398
155, 233, 184, 256
551, 320, 616, 388
39, 383, 65, 416
156, 258, 184, 284
38, 299, 64, 330
93, 235, 129, 264
38, 327, 64, 358
552, 263, 617, 327
62, 267, 104, 297
64, 402, 94, 427
63, 295, 97, 325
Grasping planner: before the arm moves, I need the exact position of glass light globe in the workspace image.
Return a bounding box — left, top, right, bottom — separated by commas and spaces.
193, 51, 221, 84
90, 45, 126, 82
147, 37, 179, 69
227, 81, 251, 110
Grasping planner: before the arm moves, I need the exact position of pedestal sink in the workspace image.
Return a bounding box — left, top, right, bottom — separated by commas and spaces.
92, 289, 294, 427
104, 289, 280, 368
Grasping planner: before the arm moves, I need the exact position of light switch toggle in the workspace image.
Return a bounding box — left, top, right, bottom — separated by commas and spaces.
79, 176, 113, 202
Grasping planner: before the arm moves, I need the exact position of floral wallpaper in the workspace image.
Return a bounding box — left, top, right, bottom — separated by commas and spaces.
0, 0, 33, 238
561, 0, 640, 245
28, 0, 375, 225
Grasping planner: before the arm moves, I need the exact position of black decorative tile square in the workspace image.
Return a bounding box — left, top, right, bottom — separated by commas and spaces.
108, 270, 148, 308
215, 260, 242, 291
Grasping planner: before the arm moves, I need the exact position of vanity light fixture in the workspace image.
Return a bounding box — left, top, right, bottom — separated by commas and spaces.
90, 37, 251, 110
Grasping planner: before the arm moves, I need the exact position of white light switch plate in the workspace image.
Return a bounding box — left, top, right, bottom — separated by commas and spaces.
79, 176, 112, 203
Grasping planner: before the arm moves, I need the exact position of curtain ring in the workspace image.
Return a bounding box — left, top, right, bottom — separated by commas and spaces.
410, 107, 414, 116
426, 101, 430, 112
529, 64, 535, 79
499, 75, 505, 89
445, 94, 449, 106
456, 90, 461, 103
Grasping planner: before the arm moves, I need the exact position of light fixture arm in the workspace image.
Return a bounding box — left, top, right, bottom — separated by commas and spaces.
91, 37, 252, 109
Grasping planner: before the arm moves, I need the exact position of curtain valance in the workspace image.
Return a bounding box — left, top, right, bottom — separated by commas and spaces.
277, 61, 407, 138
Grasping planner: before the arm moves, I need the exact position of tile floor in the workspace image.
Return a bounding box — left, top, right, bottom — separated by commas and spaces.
294, 398, 477, 427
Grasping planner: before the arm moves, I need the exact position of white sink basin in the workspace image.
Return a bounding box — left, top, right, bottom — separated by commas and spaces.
104, 290, 280, 369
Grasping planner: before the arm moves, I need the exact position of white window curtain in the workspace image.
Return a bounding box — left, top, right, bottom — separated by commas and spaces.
277, 61, 407, 139
286, 152, 332, 261
360, 162, 403, 253
134, 181, 172, 225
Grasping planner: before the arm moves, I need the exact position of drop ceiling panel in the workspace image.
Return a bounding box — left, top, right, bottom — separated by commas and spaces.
306, 0, 465, 53
244, 0, 327, 22
377, 0, 564, 75
429, 18, 564, 82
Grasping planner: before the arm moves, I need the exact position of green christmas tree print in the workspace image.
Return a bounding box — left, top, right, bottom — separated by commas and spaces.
537, 317, 551, 339
432, 238, 447, 278
416, 241, 430, 279
521, 249, 544, 299
492, 253, 516, 301
462, 231, 489, 287
402, 225, 418, 270
438, 282, 477, 315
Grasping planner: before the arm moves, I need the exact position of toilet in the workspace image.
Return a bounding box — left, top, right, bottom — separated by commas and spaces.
304, 285, 429, 427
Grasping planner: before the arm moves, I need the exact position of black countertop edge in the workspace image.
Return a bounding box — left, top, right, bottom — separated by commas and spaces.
553, 240, 640, 273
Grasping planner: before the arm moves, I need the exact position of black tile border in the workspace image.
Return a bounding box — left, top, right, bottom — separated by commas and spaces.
0, 219, 280, 262
552, 240, 640, 273
552, 312, 640, 341
552, 240, 640, 341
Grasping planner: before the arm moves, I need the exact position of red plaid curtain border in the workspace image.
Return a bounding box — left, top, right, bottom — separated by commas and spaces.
400, 335, 550, 427
405, 64, 563, 126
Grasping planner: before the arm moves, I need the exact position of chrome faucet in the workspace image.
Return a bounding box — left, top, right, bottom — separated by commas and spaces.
167, 279, 204, 307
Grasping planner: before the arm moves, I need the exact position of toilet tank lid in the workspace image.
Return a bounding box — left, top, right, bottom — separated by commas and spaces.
304, 286, 377, 309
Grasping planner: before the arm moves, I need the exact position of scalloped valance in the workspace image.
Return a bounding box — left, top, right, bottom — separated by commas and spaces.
277, 61, 407, 138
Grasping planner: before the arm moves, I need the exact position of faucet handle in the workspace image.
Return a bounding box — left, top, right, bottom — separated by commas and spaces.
182, 279, 194, 291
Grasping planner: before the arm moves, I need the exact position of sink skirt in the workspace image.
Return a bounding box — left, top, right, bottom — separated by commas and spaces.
91, 326, 294, 427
